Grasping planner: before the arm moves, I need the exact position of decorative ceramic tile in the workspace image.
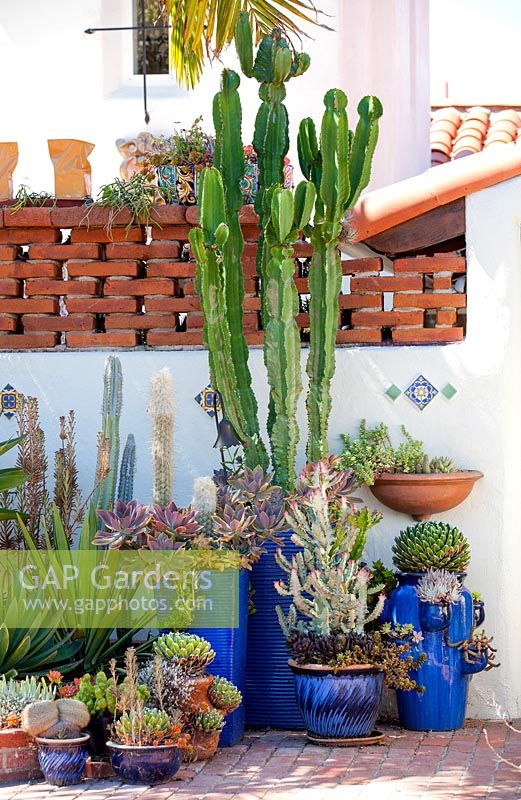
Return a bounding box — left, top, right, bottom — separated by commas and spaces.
441, 383, 458, 400
195, 385, 222, 418
385, 384, 402, 401
404, 375, 438, 411
0, 384, 22, 420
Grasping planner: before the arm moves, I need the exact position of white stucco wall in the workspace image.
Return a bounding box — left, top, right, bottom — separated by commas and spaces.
1, 174, 521, 717
0, 0, 431, 194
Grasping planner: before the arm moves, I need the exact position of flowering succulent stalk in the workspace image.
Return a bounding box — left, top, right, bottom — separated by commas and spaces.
149, 369, 175, 508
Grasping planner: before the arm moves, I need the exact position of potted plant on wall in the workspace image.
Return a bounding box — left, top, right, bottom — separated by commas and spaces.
384, 523, 498, 730
340, 421, 483, 520
145, 118, 214, 205
274, 461, 423, 744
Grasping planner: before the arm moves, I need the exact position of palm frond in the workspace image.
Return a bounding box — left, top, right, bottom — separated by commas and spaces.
166, 0, 330, 88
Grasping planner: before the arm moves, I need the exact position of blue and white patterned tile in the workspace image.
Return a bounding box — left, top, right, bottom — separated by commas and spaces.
404, 375, 438, 411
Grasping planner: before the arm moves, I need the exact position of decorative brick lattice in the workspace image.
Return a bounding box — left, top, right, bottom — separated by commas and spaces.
0, 206, 466, 350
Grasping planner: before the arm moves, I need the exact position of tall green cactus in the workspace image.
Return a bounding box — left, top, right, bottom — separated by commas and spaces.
235, 12, 310, 320
94, 355, 123, 509
263, 182, 315, 490
212, 69, 267, 468
298, 91, 383, 462
190, 167, 267, 471
117, 433, 136, 504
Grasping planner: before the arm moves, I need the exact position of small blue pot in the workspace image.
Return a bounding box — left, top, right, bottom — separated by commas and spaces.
189, 568, 249, 747
107, 742, 182, 784
289, 661, 384, 742
36, 734, 90, 786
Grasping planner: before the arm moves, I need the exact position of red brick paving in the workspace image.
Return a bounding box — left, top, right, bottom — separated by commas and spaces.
0, 722, 520, 799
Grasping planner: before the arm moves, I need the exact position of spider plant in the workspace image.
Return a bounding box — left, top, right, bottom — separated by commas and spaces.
10, 184, 56, 213
88, 172, 163, 233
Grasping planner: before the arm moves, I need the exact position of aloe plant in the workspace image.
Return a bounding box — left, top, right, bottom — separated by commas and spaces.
298, 91, 383, 462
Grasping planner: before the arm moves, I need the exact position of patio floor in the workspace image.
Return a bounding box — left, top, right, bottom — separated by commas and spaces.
1, 722, 520, 800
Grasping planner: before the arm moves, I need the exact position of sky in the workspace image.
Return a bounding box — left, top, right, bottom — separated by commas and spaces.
430, 0, 521, 104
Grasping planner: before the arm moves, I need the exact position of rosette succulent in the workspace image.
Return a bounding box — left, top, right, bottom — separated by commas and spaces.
207, 677, 242, 712
192, 709, 224, 733
0, 677, 55, 729
392, 522, 471, 573
416, 569, 462, 604
93, 499, 151, 549
113, 707, 179, 747
153, 632, 215, 676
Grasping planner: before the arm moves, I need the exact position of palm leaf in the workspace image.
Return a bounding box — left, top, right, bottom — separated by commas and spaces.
166, 0, 329, 88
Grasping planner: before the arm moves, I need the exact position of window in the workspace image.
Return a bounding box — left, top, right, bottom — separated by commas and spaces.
133, 0, 170, 75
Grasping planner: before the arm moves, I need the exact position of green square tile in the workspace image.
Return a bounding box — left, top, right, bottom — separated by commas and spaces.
441, 383, 457, 399
385, 384, 402, 401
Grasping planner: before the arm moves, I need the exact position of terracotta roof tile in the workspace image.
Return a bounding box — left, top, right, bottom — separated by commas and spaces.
350, 143, 521, 243
430, 105, 521, 165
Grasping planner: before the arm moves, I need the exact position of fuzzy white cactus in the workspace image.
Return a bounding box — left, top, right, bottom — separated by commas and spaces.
191, 476, 217, 538
149, 369, 175, 507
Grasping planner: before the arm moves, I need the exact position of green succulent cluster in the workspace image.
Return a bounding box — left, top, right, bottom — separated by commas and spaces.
207, 676, 242, 712
153, 632, 215, 676
392, 522, 471, 573
76, 672, 118, 717
113, 707, 173, 747
192, 709, 225, 734
0, 677, 54, 728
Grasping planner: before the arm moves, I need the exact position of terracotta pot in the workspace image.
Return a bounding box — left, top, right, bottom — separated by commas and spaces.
369, 471, 483, 520
188, 674, 214, 711
190, 730, 221, 761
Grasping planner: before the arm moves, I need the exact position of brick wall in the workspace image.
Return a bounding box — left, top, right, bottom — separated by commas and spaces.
0, 729, 41, 781
0, 204, 466, 350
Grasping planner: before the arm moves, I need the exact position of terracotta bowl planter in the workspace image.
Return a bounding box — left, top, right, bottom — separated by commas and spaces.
369, 471, 483, 520
190, 730, 221, 761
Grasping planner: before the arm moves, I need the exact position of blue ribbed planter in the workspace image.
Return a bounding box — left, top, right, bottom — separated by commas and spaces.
246, 531, 304, 729
36, 735, 90, 786
386, 572, 488, 731
290, 662, 384, 741
107, 742, 182, 784
189, 568, 249, 746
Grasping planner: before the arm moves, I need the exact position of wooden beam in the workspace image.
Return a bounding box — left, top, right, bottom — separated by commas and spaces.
361, 198, 465, 256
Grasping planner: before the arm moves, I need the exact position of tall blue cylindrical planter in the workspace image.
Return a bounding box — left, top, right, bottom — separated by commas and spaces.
189, 568, 249, 746
245, 531, 304, 729
385, 572, 488, 731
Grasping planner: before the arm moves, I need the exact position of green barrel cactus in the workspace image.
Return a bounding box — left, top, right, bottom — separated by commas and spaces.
207, 676, 242, 712
392, 522, 471, 573
153, 632, 216, 676
298, 91, 383, 463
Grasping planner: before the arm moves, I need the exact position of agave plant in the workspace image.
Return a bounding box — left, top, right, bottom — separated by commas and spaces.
392, 522, 471, 573
93, 499, 152, 549
153, 632, 215, 676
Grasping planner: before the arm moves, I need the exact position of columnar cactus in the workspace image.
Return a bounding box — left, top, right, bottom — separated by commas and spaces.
191, 476, 217, 538
212, 69, 266, 462
118, 433, 136, 504
94, 355, 123, 509
262, 183, 315, 489
148, 369, 174, 507
298, 91, 383, 462
235, 12, 310, 323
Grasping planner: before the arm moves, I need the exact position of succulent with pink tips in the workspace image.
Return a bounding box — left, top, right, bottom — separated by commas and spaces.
93, 500, 151, 549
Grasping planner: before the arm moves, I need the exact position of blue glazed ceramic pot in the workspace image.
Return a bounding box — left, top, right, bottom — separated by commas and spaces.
107, 742, 182, 784
189, 568, 249, 747
36, 734, 90, 786
289, 661, 384, 741
386, 572, 488, 731
246, 531, 304, 729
